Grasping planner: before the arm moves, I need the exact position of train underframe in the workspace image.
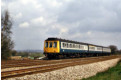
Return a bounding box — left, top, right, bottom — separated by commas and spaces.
44, 52, 110, 59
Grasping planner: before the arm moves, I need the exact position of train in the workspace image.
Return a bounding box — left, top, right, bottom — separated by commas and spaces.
43, 37, 111, 59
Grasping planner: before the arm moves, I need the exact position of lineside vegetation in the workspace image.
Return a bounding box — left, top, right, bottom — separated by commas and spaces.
1, 10, 14, 60
82, 60, 121, 80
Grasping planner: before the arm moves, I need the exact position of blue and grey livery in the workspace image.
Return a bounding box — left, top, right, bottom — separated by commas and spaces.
44, 37, 111, 59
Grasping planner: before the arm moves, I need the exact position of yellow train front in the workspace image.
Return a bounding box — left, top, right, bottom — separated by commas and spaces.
44, 38, 60, 59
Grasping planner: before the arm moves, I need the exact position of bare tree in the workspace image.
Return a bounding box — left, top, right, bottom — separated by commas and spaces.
1, 10, 14, 59
109, 45, 118, 54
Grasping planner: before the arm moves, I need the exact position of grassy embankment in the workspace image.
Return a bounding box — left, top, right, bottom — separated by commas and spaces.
82, 60, 121, 80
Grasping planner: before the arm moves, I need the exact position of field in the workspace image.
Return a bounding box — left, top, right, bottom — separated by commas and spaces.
82, 60, 121, 80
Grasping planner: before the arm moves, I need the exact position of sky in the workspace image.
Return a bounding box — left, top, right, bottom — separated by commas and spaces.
1, 0, 121, 50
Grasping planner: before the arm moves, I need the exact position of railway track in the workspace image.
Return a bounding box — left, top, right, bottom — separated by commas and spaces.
1, 56, 114, 69
1, 56, 106, 72
1, 57, 96, 69
1, 55, 121, 79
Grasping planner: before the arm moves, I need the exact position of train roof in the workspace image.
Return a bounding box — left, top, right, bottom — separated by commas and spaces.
45, 37, 110, 48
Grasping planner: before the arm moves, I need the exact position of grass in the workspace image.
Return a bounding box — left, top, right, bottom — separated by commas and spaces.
82, 60, 121, 80
29, 52, 44, 57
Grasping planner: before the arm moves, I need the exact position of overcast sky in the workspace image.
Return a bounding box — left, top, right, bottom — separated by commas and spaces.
1, 0, 121, 50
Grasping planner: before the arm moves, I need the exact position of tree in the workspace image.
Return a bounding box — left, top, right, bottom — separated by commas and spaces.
109, 45, 118, 54
119, 49, 121, 54
11, 50, 17, 56
117, 49, 121, 54
1, 10, 14, 59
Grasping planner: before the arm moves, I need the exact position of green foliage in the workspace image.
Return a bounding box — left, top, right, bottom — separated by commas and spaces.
15, 52, 29, 57
82, 61, 121, 80
29, 52, 44, 57
1, 10, 14, 60
11, 50, 17, 56
15, 52, 44, 58
109, 45, 118, 54
116, 50, 121, 55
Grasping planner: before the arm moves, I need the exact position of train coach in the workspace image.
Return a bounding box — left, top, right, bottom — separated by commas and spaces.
43, 38, 111, 59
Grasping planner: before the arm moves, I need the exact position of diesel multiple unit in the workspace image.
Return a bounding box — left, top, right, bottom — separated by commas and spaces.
44, 38, 111, 59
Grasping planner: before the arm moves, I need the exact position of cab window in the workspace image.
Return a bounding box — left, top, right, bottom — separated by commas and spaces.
49, 42, 52, 48
53, 42, 57, 48
45, 42, 48, 48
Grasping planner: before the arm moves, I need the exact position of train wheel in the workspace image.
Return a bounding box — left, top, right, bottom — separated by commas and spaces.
47, 54, 53, 59
47, 56, 52, 59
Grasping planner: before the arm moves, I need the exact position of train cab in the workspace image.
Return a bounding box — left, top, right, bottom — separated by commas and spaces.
44, 40, 60, 55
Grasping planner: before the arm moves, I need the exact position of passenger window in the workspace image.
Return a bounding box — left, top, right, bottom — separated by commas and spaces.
53, 42, 57, 48
77, 44, 79, 48
68, 43, 70, 48
70, 44, 72, 48
65, 43, 67, 47
80, 45, 84, 49
76, 44, 79, 48
49, 42, 52, 48
45, 42, 48, 48
67, 43, 68, 48
73, 44, 75, 48
63, 43, 65, 47
75, 44, 77, 48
